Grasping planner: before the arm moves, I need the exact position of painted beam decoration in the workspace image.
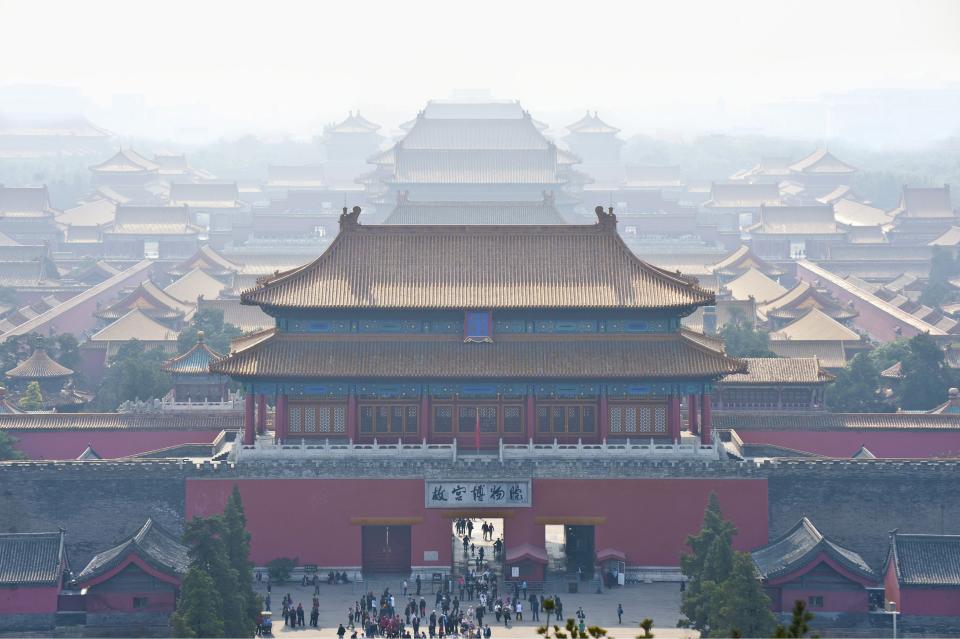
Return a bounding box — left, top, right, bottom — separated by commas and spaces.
425, 480, 531, 508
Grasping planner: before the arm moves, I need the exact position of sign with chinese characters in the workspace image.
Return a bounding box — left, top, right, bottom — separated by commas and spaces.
424, 480, 531, 508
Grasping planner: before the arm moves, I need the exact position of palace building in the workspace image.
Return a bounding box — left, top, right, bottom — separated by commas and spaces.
213, 206, 741, 451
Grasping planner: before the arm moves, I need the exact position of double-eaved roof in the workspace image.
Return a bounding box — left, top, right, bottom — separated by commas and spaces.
566, 111, 620, 135
0, 530, 66, 586
76, 519, 189, 584
752, 517, 875, 582
241, 209, 714, 311
760, 282, 858, 323
789, 148, 856, 175
889, 532, 960, 587
95, 280, 194, 322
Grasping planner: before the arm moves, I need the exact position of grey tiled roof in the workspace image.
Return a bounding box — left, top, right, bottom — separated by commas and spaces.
752, 517, 875, 582
715, 412, 960, 431
77, 519, 189, 584
892, 533, 960, 586
0, 531, 65, 585
0, 412, 241, 431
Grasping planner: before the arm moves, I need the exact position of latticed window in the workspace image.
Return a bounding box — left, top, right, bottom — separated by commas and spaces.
289, 405, 303, 433
503, 405, 523, 432
434, 405, 453, 433
609, 402, 668, 435
289, 403, 347, 435
479, 406, 497, 432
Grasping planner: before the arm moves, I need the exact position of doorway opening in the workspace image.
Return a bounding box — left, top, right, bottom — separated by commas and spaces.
450, 516, 504, 577
545, 524, 595, 579
361, 525, 411, 576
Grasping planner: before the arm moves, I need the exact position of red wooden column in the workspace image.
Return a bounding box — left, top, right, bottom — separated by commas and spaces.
701, 394, 713, 445
277, 393, 288, 443
668, 394, 682, 444
420, 393, 431, 440
243, 393, 255, 445
599, 390, 609, 441
525, 391, 536, 442
256, 394, 267, 435
347, 389, 358, 442
688, 394, 699, 435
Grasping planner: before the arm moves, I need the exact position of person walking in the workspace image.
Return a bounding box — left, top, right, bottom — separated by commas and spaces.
416, 574, 422, 596
337, 623, 346, 638
529, 594, 539, 622
617, 603, 623, 624
515, 600, 523, 621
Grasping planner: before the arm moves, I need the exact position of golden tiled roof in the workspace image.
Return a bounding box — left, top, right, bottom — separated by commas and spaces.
241, 210, 714, 311
770, 308, 861, 342
720, 357, 834, 385
5, 349, 73, 379
210, 331, 745, 379
760, 282, 858, 322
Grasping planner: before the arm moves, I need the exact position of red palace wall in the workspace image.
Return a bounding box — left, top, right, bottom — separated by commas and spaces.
777, 587, 867, 615
0, 585, 60, 614
85, 590, 176, 613
737, 430, 960, 458
186, 478, 768, 569
10, 430, 223, 460
901, 588, 960, 617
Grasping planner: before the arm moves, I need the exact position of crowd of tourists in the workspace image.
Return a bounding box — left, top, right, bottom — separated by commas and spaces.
255, 518, 600, 637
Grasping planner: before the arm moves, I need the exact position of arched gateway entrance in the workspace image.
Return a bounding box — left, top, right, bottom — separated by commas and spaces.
450, 516, 505, 578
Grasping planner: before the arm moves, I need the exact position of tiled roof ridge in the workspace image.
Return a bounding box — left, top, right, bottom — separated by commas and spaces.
241, 210, 715, 309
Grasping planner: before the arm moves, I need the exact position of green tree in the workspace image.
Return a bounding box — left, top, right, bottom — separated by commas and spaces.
222, 486, 259, 626
825, 352, 891, 412
0, 431, 24, 460
898, 333, 956, 410
680, 493, 736, 631
171, 568, 225, 638
920, 246, 959, 308
699, 552, 775, 638
774, 599, 816, 638
92, 340, 172, 410
17, 380, 43, 411
178, 308, 242, 356
680, 494, 775, 638
719, 316, 777, 358
181, 516, 251, 638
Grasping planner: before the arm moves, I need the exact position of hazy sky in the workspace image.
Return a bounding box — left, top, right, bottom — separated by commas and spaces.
2, 0, 959, 138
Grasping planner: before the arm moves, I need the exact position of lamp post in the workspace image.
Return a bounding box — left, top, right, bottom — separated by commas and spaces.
885, 600, 900, 639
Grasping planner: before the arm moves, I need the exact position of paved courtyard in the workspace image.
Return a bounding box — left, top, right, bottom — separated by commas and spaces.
255, 577, 699, 638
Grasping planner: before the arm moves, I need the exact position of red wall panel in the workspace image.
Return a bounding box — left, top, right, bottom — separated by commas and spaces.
9, 430, 222, 460
186, 478, 768, 569
737, 430, 960, 458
